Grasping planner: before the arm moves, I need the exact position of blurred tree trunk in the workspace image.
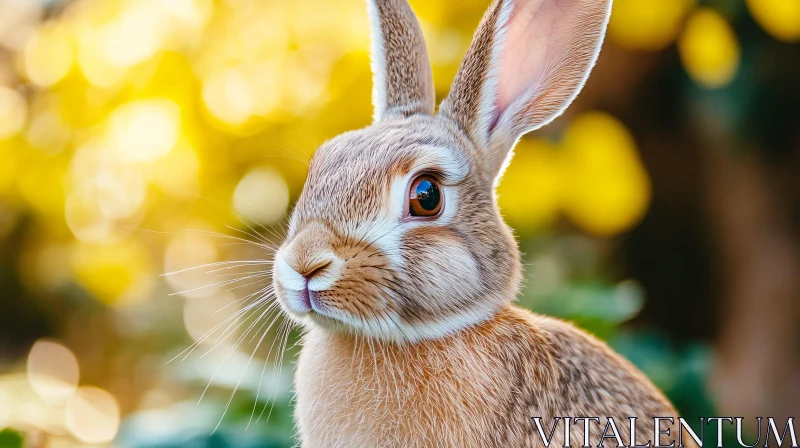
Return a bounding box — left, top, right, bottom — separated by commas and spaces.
705, 145, 800, 423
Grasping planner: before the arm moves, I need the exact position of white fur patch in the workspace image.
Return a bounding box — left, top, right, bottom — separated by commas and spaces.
281, 289, 312, 315
415, 145, 470, 182
275, 250, 306, 292
477, 0, 515, 148
387, 302, 497, 342
366, 0, 387, 122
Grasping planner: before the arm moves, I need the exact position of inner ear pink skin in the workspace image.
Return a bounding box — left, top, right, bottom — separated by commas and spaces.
497, 0, 546, 112
497, 0, 576, 114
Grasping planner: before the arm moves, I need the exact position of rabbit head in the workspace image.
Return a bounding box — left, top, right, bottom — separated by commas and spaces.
273, 0, 612, 342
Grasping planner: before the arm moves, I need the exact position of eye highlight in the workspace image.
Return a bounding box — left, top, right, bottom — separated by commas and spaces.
408, 174, 443, 217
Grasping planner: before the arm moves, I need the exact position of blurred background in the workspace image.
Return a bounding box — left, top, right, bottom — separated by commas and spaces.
0, 0, 798, 446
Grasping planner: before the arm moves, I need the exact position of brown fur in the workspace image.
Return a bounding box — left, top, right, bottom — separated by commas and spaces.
296, 306, 685, 447
269, 0, 697, 446
276, 115, 521, 339
439, 0, 504, 149
368, 0, 435, 120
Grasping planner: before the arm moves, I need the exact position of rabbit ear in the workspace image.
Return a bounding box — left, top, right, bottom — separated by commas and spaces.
367, 0, 435, 122
440, 0, 612, 175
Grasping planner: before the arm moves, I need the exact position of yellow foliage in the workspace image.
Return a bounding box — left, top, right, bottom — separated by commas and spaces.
0, 144, 19, 194
0, 86, 27, 139
560, 112, 652, 237
497, 139, 561, 233
17, 159, 65, 220
498, 112, 652, 237
23, 22, 74, 87
108, 99, 180, 163
71, 240, 153, 306
679, 8, 741, 89
747, 0, 800, 42
608, 0, 696, 51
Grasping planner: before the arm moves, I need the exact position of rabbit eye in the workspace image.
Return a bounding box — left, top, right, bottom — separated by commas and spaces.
408, 175, 443, 217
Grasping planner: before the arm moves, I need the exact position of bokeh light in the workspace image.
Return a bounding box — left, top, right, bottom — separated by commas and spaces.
149, 141, 200, 199
23, 22, 74, 87
65, 386, 121, 444
26, 110, 71, 154
65, 189, 113, 243
105, 2, 163, 69
164, 232, 221, 299
679, 8, 741, 89
0, 389, 9, 428
183, 292, 240, 343
498, 112, 651, 237
747, 0, 800, 42
560, 112, 651, 237
0, 0, 42, 51
71, 240, 153, 306
26, 339, 80, 403
608, 0, 696, 51
498, 139, 561, 233
95, 164, 147, 220
233, 166, 290, 225
202, 67, 258, 127
0, 86, 27, 139
17, 158, 63, 219
109, 99, 181, 163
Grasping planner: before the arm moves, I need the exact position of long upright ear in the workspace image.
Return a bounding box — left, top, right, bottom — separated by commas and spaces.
439, 0, 612, 175
366, 0, 435, 122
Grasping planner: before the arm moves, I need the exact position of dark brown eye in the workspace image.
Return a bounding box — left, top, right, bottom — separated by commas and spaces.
408, 175, 443, 217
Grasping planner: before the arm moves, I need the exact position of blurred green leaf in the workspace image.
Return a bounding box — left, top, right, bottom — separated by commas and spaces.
0, 429, 23, 448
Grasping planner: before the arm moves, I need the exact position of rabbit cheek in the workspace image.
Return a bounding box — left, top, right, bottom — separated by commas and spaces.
314, 275, 386, 320
399, 228, 483, 326
321, 243, 396, 319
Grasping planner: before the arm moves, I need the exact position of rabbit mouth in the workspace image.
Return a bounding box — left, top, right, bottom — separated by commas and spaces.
293, 288, 325, 314
274, 268, 404, 338
277, 285, 367, 335
300, 288, 313, 310
272, 261, 348, 324
278, 285, 326, 316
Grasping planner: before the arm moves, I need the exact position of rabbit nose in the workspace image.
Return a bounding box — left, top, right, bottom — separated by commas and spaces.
298, 259, 332, 280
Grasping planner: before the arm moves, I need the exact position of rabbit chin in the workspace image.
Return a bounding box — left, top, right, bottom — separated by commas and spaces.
289, 301, 504, 344
275, 285, 505, 344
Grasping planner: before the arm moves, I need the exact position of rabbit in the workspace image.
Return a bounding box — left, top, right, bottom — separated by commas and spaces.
272, 0, 698, 446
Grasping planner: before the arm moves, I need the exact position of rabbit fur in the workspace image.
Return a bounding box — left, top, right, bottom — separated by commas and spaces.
271, 0, 696, 446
